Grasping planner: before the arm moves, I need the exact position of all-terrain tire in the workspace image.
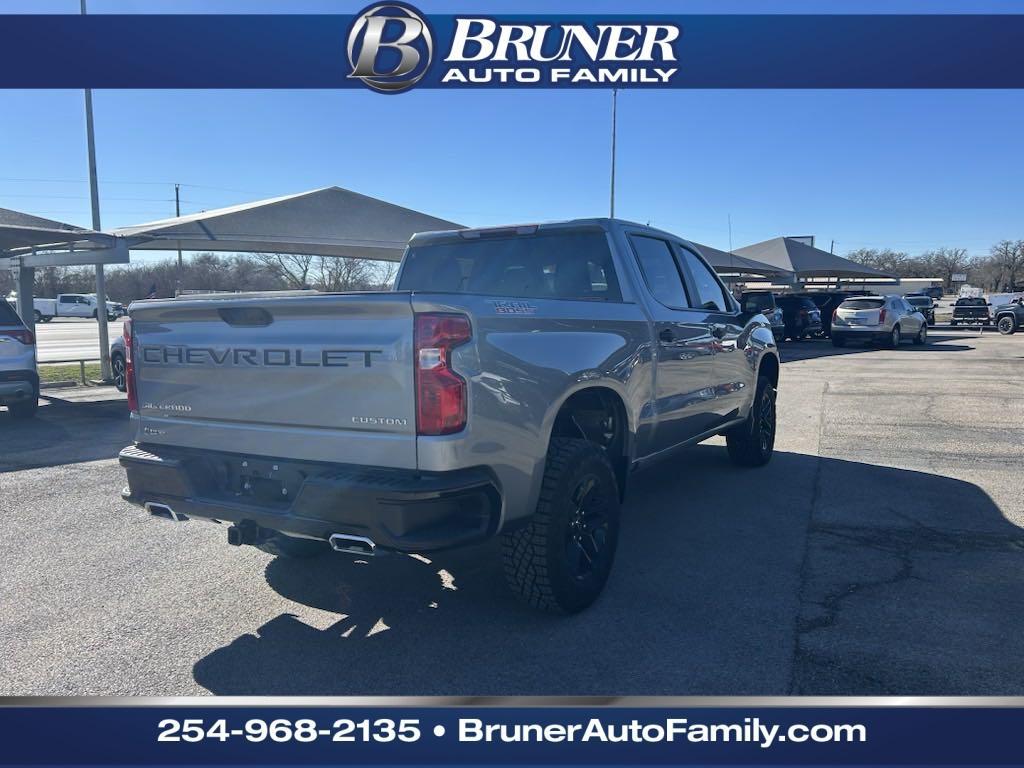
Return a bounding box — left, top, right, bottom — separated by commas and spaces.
257, 533, 330, 559
726, 375, 777, 467
997, 316, 1016, 335
502, 438, 620, 614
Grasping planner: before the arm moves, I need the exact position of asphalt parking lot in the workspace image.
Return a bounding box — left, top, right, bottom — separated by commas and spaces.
1, 329, 1022, 695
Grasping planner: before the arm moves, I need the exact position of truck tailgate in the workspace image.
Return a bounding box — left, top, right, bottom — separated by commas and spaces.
129, 293, 417, 469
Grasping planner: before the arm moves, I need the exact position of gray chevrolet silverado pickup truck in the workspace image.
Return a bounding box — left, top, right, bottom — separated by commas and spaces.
119, 219, 780, 613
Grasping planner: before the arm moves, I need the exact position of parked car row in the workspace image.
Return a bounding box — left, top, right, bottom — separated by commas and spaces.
739, 289, 934, 348
948, 295, 1024, 334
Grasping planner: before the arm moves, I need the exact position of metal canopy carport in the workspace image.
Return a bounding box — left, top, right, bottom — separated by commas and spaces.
1, 208, 129, 337
733, 236, 895, 281
690, 240, 793, 279
115, 186, 464, 261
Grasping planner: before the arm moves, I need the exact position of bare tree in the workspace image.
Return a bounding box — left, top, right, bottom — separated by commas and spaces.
923, 247, 972, 291
986, 240, 1024, 291
846, 248, 911, 275
373, 260, 399, 290
248, 252, 316, 289
313, 256, 375, 292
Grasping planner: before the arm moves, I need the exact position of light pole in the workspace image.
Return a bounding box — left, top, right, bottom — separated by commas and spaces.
175, 183, 182, 295
609, 89, 618, 218
82, 0, 112, 382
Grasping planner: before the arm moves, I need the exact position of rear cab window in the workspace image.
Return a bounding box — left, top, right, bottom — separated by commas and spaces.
398, 230, 622, 302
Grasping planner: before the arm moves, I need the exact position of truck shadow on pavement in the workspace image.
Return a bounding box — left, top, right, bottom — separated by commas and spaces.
779, 335, 973, 362
192, 446, 1024, 696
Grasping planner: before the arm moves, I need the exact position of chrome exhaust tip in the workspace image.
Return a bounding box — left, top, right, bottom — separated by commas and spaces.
328, 533, 376, 556
144, 502, 188, 522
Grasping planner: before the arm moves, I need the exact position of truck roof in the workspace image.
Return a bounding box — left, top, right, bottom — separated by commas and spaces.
408, 217, 682, 247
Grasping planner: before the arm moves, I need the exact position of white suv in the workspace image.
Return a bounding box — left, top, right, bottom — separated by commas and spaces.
0, 301, 38, 418
831, 294, 928, 348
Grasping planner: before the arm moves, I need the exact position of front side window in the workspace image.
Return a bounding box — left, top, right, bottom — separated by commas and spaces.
629, 235, 689, 309
676, 246, 730, 312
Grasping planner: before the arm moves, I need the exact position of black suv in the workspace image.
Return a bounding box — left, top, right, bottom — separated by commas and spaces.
775, 295, 823, 340
903, 294, 936, 325
792, 291, 862, 337
740, 290, 785, 344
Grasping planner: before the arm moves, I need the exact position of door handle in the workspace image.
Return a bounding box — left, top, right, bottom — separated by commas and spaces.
659, 328, 676, 343
711, 324, 728, 339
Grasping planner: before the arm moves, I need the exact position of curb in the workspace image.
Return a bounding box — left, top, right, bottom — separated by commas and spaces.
40, 381, 79, 390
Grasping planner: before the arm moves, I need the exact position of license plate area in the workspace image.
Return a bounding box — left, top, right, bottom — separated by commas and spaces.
220, 455, 306, 506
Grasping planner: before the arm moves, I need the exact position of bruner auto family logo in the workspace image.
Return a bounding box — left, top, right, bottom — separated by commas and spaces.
346, 3, 681, 93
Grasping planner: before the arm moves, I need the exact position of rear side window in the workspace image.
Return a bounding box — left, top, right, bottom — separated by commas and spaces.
0, 301, 24, 325
841, 298, 885, 310
398, 231, 621, 302
676, 246, 730, 312
629, 235, 689, 309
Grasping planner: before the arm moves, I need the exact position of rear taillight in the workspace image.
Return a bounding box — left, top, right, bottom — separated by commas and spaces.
832, 309, 838, 321
123, 318, 138, 413
0, 329, 34, 345
878, 308, 887, 324
414, 313, 471, 436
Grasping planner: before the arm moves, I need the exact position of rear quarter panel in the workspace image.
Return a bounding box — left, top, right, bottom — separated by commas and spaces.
412, 293, 652, 528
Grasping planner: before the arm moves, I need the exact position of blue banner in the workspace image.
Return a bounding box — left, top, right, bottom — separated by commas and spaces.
0, 11, 1022, 90
0, 704, 1022, 764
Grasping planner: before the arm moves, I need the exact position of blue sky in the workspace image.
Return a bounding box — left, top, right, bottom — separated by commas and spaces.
1, 0, 1023, 262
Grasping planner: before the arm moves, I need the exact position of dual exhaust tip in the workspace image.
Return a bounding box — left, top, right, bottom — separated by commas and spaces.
145, 502, 188, 523
328, 533, 376, 556
143, 502, 376, 556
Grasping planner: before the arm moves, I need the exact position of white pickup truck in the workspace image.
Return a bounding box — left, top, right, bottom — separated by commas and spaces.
29, 294, 124, 323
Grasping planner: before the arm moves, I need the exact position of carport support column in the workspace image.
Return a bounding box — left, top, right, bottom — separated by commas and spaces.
15, 263, 35, 338
83, 79, 111, 383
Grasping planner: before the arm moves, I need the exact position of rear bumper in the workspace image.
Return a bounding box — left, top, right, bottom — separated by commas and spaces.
119, 444, 502, 552
831, 327, 892, 343
0, 370, 38, 402
952, 315, 989, 323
